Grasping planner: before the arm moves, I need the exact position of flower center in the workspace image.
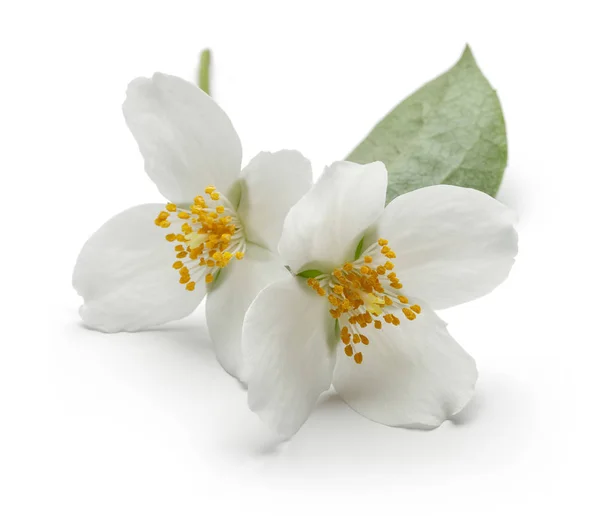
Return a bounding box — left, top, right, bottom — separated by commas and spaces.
306, 238, 420, 365
155, 185, 245, 291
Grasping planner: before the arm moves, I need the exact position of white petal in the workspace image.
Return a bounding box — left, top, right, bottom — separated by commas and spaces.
206, 243, 290, 381
236, 150, 312, 253
73, 204, 205, 332
333, 302, 477, 428
242, 276, 336, 437
373, 185, 518, 309
123, 73, 242, 204
278, 161, 387, 273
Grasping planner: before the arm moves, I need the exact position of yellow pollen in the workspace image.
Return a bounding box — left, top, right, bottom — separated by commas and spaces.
156, 186, 245, 292
304, 239, 419, 366
402, 307, 416, 320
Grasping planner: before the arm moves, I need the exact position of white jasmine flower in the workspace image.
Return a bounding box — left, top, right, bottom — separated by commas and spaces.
73, 73, 312, 379
242, 161, 518, 437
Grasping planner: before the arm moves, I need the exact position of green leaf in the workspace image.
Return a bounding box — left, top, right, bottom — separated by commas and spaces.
347, 45, 507, 202
297, 269, 324, 278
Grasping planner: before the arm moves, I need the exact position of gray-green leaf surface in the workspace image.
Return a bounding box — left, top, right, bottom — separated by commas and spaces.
347, 45, 507, 202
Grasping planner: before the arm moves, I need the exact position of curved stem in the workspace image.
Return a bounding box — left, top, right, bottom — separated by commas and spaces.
198, 49, 211, 95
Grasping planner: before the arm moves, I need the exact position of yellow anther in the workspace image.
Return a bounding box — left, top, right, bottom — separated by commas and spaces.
205, 186, 216, 194
376, 266, 386, 275
385, 261, 394, 270
166, 203, 177, 212
186, 281, 196, 291
159, 221, 171, 228
235, 252, 244, 260
178, 211, 190, 219
343, 263, 353, 272
179, 275, 190, 284
360, 266, 370, 275
344, 345, 353, 357
194, 196, 206, 206
374, 320, 382, 330
216, 205, 225, 214
207, 259, 215, 267
316, 287, 326, 296
410, 304, 421, 314
353, 334, 361, 344
381, 246, 390, 254
378, 238, 388, 246
384, 296, 393, 306
173, 261, 183, 269
157, 211, 169, 221
402, 307, 416, 320
354, 352, 363, 364
364, 255, 373, 264
176, 251, 187, 258
398, 295, 408, 304
386, 251, 396, 258
333, 285, 344, 295
221, 233, 231, 242
175, 244, 185, 251
205, 273, 214, 284
166, 234, 176, 242
360, 335, 369, 345
210, 192, 220, 200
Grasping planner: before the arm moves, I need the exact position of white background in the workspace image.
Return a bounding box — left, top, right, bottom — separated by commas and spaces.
2, 0, 599, 527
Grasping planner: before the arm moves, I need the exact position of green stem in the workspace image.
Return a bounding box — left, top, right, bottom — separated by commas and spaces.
198, 49, 211, 95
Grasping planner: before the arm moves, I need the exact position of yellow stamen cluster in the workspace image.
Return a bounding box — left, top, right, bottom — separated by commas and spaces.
155, 185, 245, 290
306, 238, 420, 365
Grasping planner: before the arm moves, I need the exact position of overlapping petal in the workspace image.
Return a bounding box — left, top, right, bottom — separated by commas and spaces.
123, 73, 242, 204
242, 276, 336, 437
73, 204, 205, 332
236, 150, 312, 253
333, 301, 477, 428
371, 185, 518, 309
206, 244, 290, 381
278, 161, 387, 274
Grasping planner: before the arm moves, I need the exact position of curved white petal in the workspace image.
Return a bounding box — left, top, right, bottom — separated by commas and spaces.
123, 73, 242, 204
278, 161, 387, 274
206, 243, 290, 381
333, 302, 477, 428
236, 150, 312, 253
73, 204, 205, 332
373, 185, 518, 309
242, 276, 336, 437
